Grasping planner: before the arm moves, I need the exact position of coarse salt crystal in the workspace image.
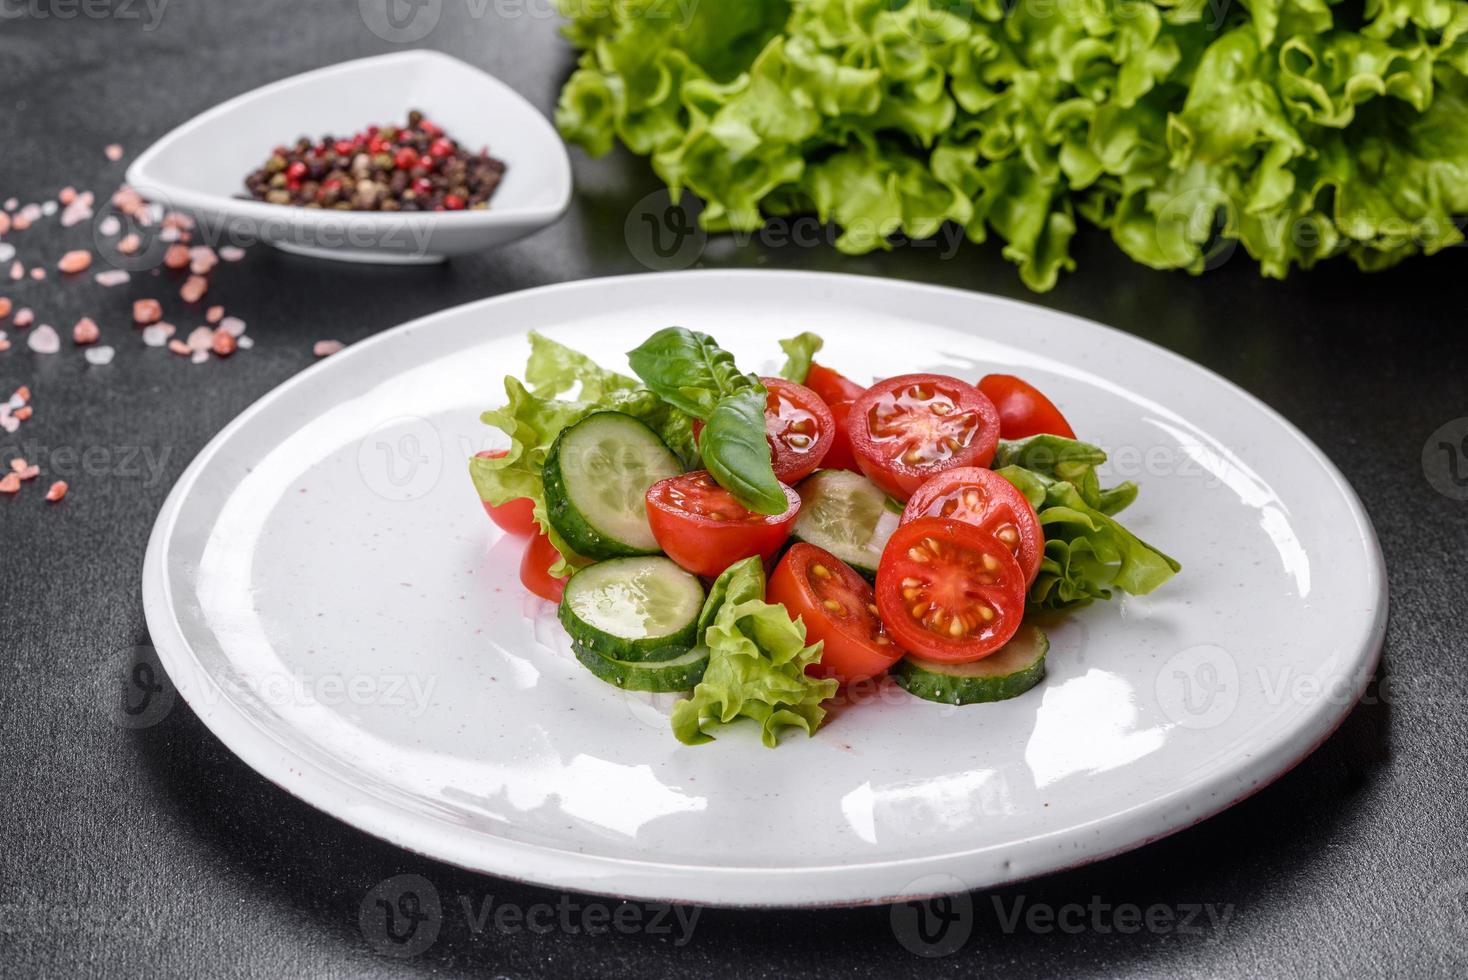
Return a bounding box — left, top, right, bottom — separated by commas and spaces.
44, 480, 67, 502
211, 329, 236, 357
13, 308, 34, 328
27, 324, 60, 354
237, 335, 254, 350
186, 326, 213, 352
314, 340, 344, 357
105, 144, 123, 161
205, 305, 224, 324
60, 202, 93, 228
8, 261, 21, 280
116, 234, 141, 256
190, 349, 208, 365
167, 339, 190, 356
2, 198, 15, 211
0, 297, 10, 318
0, 244, 14, 264
0, 416, 16, 434
19, 464, 39, 480
95, 270, 130, 287
219, 316, 246, 337
58, 250, 93, 274
133, 299, 162, 325
0, 473, 19, 494
10, 457, 26, 472
180, 276, 208, 303
41, 200, 58, 217
141, 324, 170, 347
84, 345, 115, 366
98, 215, 121, 236
72, 317, 100, 345
30, 268, 46, 281
219, 246, 246, 262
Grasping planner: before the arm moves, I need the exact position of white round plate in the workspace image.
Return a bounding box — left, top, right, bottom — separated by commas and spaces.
142, 271, 1385, 907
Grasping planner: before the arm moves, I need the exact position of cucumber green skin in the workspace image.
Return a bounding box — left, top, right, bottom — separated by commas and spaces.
893, 632, 1049, 705
558, 591, 699, 663
542, 415, 665, 560
573, 643, 709, 692
790, 528, 878, 582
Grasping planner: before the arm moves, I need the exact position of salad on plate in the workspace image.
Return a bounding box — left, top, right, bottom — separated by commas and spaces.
470, 327, 1179, 746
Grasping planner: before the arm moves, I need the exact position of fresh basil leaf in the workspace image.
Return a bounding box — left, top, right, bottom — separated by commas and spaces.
777, 332, 823, 383
626, 326, 762, 418
702, 388, 788, 515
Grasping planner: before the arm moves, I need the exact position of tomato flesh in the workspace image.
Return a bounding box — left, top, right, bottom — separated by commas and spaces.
848, 373, 1001, 500
645, 471, 800, 578
902, 467, 1044, 584
520, 532, 567, 602
977, 374, 1076, 440
474, 450, 538, 536
804, 362, 866, 405
875, 517, 1026, 662
769, 543, 904, 684
760, 377, 834, 483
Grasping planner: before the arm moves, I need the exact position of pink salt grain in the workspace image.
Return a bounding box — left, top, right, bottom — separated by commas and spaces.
205, 305, 224, 324
72, 317, 100, 345
180, 276, 208, 304
13, 308, 34, 329
105, 144, 124, 161
95, 270, 130, 288
58, 251, 93, 275
313, 340, 344, 357
0, 473, 19, 494
45, 480, 67, 502
166, 339, 191, 356
133, 299, 163, 325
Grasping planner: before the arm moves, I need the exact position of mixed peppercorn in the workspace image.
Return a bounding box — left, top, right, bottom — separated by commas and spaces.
242, 110, 506, 212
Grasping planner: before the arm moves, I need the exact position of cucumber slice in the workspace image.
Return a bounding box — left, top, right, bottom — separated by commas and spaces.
791, 470, 901, 578
544, 411, 682, 559
893, 625, 1049, 705
573, 643, 710, 692
559, 557, 704, 661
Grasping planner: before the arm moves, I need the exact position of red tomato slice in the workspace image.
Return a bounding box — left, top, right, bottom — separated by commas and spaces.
645, 471, 800, 578
768, 543, 905, 685
474, 450, 538, 536
760, 377, 834, 483
875, 517, 1026, 662
804, 362, 866, 405
848, 373, 1001, 500
902, 467, 1044, 584
977, 374, 1076, 440
520, 532, 567, 602
803, 363, 866, 473
690, 378, 835, 483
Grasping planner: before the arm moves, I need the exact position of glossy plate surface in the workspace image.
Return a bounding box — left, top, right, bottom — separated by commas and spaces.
141, 271, 1385, 907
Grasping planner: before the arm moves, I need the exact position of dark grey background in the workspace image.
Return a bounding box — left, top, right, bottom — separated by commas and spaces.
2, 2, 1466, 977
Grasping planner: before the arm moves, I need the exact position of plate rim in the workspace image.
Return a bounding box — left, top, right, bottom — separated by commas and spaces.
141, 269, 1387, 908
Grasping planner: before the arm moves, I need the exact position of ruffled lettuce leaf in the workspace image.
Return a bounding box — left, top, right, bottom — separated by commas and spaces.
993, 435, 1138, 516
998, 465, 1181, 612
672, 557, 838, 747
469, 333, 697, 576
556, 0, 1468, 291
777, 331, 823, 383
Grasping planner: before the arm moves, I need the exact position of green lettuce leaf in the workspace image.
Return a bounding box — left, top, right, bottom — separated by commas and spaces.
777, 331, 823, 383
998, 465, 1181, 612
672, 556, 838, 747
993, 434, 1138, 515
470, 333, 697, 576
556, 0, 1468, 291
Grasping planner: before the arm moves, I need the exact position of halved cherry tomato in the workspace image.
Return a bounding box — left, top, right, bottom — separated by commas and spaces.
848, 373, 1001, 500
803, 363, 866, 473
691, 378, 835, 483
769, 543, 904, 684
474, 450, 537, 536
645, 471, 800, 578
520, 533, 568, 603
761, 377, 834, 483
978, 374, 1076, 440
875, 517, 1026, 662
902, 467, 1044, 584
